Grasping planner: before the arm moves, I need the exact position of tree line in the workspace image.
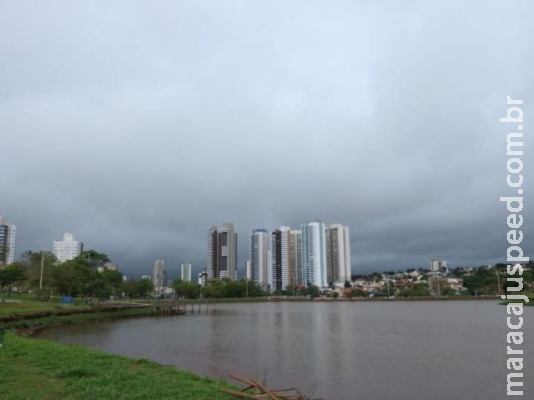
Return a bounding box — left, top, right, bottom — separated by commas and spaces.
0, 250, 153, 299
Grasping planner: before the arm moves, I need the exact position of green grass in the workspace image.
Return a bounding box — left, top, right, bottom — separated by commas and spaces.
0, 300, 90, 316
0, 332, 236, 400
1, 307, 154, 330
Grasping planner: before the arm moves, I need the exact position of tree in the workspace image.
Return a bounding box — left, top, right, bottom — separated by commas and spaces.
303, 284, 320, 298
0, 263, 27, 296
173, 279, 201, 299
89, 270, 124, 299
52, 257, 96, 297
399, 282, 430, 297
134, 278, 154, 298
347, 288, 367, 298
20, 250, 57, 296
344, 280, 352, 289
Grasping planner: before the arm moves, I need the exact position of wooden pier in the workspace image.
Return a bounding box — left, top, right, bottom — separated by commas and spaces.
152, 299, 210, 315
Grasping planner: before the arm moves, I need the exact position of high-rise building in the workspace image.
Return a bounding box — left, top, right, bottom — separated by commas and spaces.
326, 224, 352, 284
271, 226, 291, 291
181, 262, 192, 282
289, 229, 302, 286
153, 259, 165, 294
207, 223, 237, 280
245, 260, 252, 281
301, 222, 328, 288
0, 216, 16, 266
52, 232, 83, 263
250, 229, 270, 289
430, 259, 448, 273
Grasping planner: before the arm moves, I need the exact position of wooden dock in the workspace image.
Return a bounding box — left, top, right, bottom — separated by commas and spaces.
152, 299, 210, 315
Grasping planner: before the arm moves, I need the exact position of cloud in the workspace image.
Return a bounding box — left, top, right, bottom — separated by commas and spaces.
1, 0, 533, 277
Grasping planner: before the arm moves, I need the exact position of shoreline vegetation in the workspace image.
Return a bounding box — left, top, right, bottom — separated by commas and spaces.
0, 331, 237, 400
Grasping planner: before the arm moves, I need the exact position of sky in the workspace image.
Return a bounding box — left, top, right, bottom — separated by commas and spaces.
1, 0, 533, 279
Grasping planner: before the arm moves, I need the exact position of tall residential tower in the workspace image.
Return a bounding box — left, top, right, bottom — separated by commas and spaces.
271, 226, 291, 291
0, 216, 16, 266
207, 223, 238, 280
326, 224, 351, 284
250, 229, 270, 289
301, 222, 328, 288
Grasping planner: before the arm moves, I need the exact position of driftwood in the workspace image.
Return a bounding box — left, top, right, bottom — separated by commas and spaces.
219, 373, 315, 400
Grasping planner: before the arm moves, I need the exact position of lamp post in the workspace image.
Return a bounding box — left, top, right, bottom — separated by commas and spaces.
36, 240, 45, 301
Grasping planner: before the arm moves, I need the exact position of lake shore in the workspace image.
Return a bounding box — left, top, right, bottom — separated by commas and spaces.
0, 331, 237, 400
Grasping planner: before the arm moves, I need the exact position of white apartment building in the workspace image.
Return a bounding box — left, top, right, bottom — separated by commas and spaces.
327, 224, 352, 283
181, 261, 192, 282
301, 222, 328, 288
250, 229, 270, 289
53, 232, 83, 263
0, 216, 16, 266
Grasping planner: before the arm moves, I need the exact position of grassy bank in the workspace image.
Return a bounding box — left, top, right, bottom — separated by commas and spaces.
1, 307, 154, 331
0, 332, 235, 400
0, 299, 90, 316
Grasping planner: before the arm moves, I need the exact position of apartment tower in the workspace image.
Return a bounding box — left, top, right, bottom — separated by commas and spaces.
301, 222, 327, 288
181, 262, 192, 282
52, 232, 83, 263
0, 216, 16, 266
289, 229, 302, 287
250, 229, 270, 289
326, 224, 351, 284
207, 223, 238, 280
271, 226, 291, 291
153, 259, 165, 294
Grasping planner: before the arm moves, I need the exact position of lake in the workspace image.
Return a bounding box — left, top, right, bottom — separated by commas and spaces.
38, 300, 533, 400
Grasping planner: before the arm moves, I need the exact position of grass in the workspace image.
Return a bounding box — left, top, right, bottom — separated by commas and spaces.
1, 307, 154, 330
0, 332, 236, 400
0, 300, 90, 316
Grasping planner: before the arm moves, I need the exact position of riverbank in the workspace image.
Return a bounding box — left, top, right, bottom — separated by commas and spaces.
0, 300, 154, 334
0, 332, 236, 400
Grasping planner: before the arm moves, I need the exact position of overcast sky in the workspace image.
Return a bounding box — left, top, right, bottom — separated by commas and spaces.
1, 0, 533, 278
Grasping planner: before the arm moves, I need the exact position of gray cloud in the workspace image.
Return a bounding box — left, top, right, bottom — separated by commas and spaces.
1, 0, 533, 278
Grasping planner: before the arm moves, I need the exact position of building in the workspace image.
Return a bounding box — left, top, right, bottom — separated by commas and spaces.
198, 271, 208, 287
271, 226, 291, 291
289, 229, 302, 286
430, 259, 448, 273
0, 216, 16, 266
250, 229, 270, 290
181, 262, 192, 282
301, 222, 328, 288
140, 275, 152, 281
153, 259, 165, 294
245, 260, 252, 281
52, 232, 83, 263
207, 223, 238, 280
326, 224, 351, 284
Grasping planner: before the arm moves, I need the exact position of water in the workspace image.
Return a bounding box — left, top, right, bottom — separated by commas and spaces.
38, 301, 533, 400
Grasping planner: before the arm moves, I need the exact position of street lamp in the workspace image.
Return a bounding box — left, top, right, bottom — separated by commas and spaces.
36, 240, 45, 301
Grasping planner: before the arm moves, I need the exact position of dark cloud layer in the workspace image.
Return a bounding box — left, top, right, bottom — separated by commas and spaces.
1, 0, 533, 278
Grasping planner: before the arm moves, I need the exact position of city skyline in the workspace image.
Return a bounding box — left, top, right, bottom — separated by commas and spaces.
1, 1, 532, 278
